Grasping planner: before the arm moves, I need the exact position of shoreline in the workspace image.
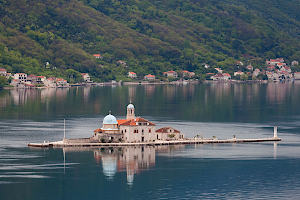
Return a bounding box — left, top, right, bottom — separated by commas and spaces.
3, 79, 298, 90
28, 137, 281, 148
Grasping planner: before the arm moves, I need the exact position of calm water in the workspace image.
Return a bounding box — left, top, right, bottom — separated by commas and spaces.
1, 83, 300, 199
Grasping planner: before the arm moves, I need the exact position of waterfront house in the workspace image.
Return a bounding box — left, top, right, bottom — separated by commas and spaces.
222, 73, 231, 80
81, 73, 92, 83
37, 76, 46, 84
27, 74, 38, 84
56, 78, 69, 87
211, 73, 224, 81
93, 54, 102, 59
234, 71, 244, 76
181, 70, 195, 78
13, 73, 27, 82
211, 73, 231, 81
144, 74, 155, 81
128, 72, 137, 79
163, 71, 178, 78
155, 127, 184, 140
253, 69, 261, 77
44, 77, 56, 87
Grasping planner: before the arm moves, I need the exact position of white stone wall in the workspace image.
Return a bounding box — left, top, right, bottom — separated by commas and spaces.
121, 125, 156, 142
156, 128, 184, 140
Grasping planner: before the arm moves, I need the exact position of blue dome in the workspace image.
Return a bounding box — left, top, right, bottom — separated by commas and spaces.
127, 104, 134, 109
103, 114, 118, 124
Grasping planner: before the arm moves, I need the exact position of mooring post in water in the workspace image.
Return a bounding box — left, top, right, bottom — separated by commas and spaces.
274, 126, 278, 138
63, 119, 66, 142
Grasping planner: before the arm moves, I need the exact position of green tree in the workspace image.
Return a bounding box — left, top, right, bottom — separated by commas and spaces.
0, 76, 8, 89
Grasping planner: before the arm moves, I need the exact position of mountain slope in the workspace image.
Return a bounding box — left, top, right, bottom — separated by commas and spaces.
0, 0, 299, 80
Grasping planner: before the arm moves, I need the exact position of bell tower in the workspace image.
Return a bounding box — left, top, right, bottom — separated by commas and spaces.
126, 103, 135, 120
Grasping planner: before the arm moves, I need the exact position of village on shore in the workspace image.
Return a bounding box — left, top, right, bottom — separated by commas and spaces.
1, 57, 299, 88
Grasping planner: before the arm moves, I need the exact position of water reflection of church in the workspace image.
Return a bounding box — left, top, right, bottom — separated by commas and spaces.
94, 146, 155, 185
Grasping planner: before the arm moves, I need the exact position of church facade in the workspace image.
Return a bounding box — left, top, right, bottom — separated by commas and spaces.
94, 103, 157, 143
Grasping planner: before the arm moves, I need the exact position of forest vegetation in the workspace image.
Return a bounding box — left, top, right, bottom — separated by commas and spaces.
0, 0, 299, 81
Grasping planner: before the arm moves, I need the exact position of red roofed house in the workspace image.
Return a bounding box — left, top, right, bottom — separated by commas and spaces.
93, 54, 102, 59
156, 127, 184, 140
81, 73, 92, 82
128, 72, 137, 79
56, 78, 69, 87
211, 73, 224, 81
27, 74, 38, 84
222, 73, 231, 80
266, 58, 284, 66
276, 63, 286, 68
181, 70, 195, 78
234, 71, 244, 76
281, 66, 291, 73
144, 74, 155, 81
163, 71, 178, 78
246, 65, 253, 71
211, 73, 231, 81
93, 103, 157, 143
267, 66, 275, 71
44, 77, 56, 87
13, 73, 27, 82
0, 68, 7, 76
37, 76, 46, 84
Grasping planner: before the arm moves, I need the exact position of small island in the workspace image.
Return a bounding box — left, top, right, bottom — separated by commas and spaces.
28, 103, 281, 148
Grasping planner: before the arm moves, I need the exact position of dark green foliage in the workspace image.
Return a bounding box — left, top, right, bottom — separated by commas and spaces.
0, 0, 299, 80
0, 76, 8, 88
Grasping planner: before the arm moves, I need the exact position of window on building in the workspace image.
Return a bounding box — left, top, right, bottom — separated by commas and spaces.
149, 129, 151, 133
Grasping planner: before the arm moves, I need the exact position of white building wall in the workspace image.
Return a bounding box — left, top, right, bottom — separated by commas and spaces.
121, 125, 156, 142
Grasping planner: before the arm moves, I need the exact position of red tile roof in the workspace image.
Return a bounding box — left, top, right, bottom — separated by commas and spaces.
223, 73, 231, 77
156, 127, 180, 133
145, 74, 155, 78
117, 117, 155, 126
0, 68, 6, 72
129, 72, 136, 74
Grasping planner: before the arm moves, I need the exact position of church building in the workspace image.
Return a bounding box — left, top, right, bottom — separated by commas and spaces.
94, 103, 156, 143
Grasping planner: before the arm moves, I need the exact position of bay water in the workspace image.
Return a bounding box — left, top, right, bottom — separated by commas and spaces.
1, 82, 300, 199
